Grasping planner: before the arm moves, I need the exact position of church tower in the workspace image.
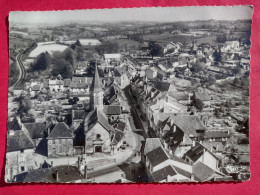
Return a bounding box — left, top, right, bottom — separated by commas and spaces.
90, 62, 104, 110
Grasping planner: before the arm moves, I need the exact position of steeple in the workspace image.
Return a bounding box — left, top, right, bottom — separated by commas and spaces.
90, 61, 103, 93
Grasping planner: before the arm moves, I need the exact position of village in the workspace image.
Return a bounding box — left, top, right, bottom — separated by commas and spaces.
6, 18, 251, 183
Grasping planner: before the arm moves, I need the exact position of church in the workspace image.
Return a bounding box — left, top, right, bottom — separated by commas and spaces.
83, 63, 124, 155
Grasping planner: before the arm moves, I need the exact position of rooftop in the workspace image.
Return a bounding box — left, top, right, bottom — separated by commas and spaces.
48, 122, 74, 139
146, 146, 169, 167
7, 130, 35, 152
152, 165, 177, 182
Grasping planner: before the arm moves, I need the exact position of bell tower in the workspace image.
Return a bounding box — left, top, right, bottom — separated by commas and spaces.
90, 62, 104, 110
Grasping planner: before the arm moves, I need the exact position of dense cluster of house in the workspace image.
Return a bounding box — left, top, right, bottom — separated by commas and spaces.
7, 37, 250, 182
6, 63, 132, 182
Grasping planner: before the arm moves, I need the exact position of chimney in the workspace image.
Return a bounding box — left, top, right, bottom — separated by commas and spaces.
84, 165, 88, 180
192, 140, 195, 147
190, 174, 195, 181
9, 130, 14, 136
51, 161, 53, 167
173, 125, 176, 133
47, 127, 50, 136
55, 169, 59, 182
40, 163, 42, 169
170, 119, 174, 126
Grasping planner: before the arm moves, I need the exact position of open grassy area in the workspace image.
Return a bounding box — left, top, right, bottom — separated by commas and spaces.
105, 39, 141, 51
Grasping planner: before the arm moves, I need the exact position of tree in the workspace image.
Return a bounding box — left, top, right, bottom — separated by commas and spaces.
191, 98, 204, 112
148, 41, 163, 59
232, 66, 241, 75
68, 97, 79, 105
32, 52, 50, 71
75, 39, 81, 47
212, 50, 222, 63
207, 74, 216, 86
216, 35, 227, 43
52, 58, 73, 78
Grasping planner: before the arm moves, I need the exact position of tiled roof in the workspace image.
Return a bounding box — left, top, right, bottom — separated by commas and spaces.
23, 122, 47, 139
144, 138, 162, 155
103, 105, 121, 115
158, 115, 206, 137
192, 162, 215, 182
7, 117, 21, 131
153, 82, 170, 92
152, 165, 177, 182
63, 79, 71, 87
204, 130, 230, 138
72, 110, 87, 120
168, 91, 189, 101
32, 84, 41, 91
15, 165, 84, 183
185, 143, 205, 162
146, 146, 169, 167
70, 82, 88, 89
6, 130, 35, 152
84, 109, 114, 133
48, 122, 73, 139
111, 129, 124, 145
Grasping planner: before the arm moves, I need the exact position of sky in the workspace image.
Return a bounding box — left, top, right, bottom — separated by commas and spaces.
9, 6, 253, 25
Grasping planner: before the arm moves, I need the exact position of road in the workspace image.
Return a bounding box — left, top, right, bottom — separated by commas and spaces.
124, 85, 149, 139
10, 51, 26, 88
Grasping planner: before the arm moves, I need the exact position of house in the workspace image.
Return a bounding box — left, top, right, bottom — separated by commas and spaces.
49, 79, 64, 92
84, 109, 123, 155
104, 53, 121, 63
192, 161, 229, 182
168, 91, 192, 105
145, 67, 158, 79
145, 145, 194, 182
184, 142, 219, 170
72, 109, 87, 130
70, 77, 89, 94
5, 119, 36, 182
114, 66, 130, 89
240, 59, 250, 70
103, 105, 122, 121
47, 122, 74, 157
23, 122, 47, 147
15, 165, 84, 183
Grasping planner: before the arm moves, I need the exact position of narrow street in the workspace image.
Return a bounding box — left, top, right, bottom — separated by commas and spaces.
124, 85, 149, 139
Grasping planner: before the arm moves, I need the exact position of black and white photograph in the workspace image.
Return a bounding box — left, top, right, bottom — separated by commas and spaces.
6, 6, 252, 183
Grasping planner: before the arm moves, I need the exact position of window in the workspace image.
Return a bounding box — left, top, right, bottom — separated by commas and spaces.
20, 149, 24, 153
21, 166, 25, 172
96, 134, 101, 139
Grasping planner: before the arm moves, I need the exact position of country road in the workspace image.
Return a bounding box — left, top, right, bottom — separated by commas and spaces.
10, 51, 26, 88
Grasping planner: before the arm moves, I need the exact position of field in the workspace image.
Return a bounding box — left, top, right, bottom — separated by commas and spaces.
195, 36, 218, 46
143, 32, 197, 45
29, 43, 68, 58
105, 39, 141, 50
64, 39, 101, 46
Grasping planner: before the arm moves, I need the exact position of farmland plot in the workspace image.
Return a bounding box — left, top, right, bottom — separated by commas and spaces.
29, 43, 68, 58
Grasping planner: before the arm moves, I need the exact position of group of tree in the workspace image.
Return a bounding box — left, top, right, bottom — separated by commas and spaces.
216, 34, 227, 43
190, 93, 204, 112
15, 94, 32, 116
95, 40, 120, 55
31, 52, 51, 71
212, 49, 222, 64
148, 41, 163, 59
